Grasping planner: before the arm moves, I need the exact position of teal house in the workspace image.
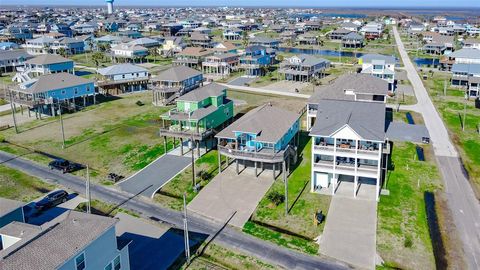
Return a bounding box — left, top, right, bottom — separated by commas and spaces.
160, 83, 234, 156
216, 104, 301, 179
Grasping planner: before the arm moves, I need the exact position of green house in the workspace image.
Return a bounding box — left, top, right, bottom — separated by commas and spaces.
160, 83, 234, 153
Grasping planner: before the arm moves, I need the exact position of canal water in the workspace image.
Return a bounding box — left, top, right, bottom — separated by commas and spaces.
278, 47, 438, 67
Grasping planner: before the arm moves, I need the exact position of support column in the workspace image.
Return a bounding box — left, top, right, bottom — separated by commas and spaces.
236, 159, 239, 175
180, 138, 184, 155
164, 136, 168, 154
354, 176, 358, 198
197, 140, 200, 157
255, 161, 258, 177
218, 145, 222, 173
272, 163, 276, 180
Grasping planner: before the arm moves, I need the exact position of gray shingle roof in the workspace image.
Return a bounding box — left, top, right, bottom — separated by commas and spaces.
0, 211, 117, 270
176, 83, 225, 102
360, 53, 395, 64
215, 104, 300, 143
98, 63, 148, 76
448, 48, 480, 59
308, 73, 388, 103
25, 54, 73, 65
287, 54, 330, 67
152, 65, 202, 82
26, 73, 93, 94
0, 50, 33, 62
451, 63, 480, 75
309, 100, 386, 142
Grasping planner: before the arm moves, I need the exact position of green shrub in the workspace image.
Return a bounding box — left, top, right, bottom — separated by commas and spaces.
404, 235, 413, 248
267, 191, 285, 206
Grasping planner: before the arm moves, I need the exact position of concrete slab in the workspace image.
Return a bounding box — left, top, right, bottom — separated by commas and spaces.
320, 196, 377, 270
396, 84, 415, 96
261, 81, 312, 93
386, 122, 429, 143
118, 154, 191, 198
228, 76, 256, 86
115, 212, 197, 270
188, 164, 275, 228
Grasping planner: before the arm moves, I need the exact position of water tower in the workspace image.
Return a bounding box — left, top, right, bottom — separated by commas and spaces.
106, 0, 114, 14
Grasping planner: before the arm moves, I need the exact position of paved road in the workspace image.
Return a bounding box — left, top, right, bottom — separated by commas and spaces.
118, 154, 190, 198
0, 150, 349, 270
394, 26, 480, 270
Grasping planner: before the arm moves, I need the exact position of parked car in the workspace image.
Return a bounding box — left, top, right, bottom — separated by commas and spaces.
35, 190, 69, 211
48, 159, 79, 173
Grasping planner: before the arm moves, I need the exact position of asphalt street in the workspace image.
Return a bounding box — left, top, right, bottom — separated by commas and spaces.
0, 150, 349, 270
394, 26, 480, 270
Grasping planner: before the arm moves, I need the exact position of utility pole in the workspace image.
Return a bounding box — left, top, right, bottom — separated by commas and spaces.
183, 193, 191, 265
8, 89, 18, 134
189, 136, 196, 190
443, 79, 447, 97
283, 160, 288, 216
463, 92, 468, 132
58, 100, 66, 149
86, 164, 91, 214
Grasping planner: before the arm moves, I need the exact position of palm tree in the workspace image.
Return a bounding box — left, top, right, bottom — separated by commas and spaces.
242, 30, 249, 48
149, 47, 158, 63
57, 47, 67, 58
91, 52, 104, 73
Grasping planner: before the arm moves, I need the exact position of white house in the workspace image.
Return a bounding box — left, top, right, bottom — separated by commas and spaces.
359, 54, 396, 90
309, 99, 388, 201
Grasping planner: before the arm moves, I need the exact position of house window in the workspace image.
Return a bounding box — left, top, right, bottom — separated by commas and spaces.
61, 90, 66, 95
75, 253, 86, 270
74, 88, 78, 95
86, 86, 91, 92
113, 255, 121, 270
104, 263, 112, 270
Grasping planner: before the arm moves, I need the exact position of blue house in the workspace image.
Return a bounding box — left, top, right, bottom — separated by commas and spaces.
240, 45, 275, 76
13, 54, 75, 83
151, 65, 203, 105
11, 72, 95, 116
0, 198, 25, 229
216, 104, 301, 179
0, 210, 131, 270
6, 26, 33, 40
50, 23, 73, 38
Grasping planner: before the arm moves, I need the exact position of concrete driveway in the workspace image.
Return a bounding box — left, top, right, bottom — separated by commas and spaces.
188, 165, 274, 228
118, 154, 190, 198
228, 76, 256, 86
320, 196, 377, 269
386, 122, 429, 143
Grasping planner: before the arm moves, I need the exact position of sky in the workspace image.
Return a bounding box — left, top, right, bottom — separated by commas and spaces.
2, 0, 480, 8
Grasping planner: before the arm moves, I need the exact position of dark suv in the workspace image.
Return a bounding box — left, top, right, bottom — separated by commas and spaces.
35, 190, 69, 211
48, 159, 78, 173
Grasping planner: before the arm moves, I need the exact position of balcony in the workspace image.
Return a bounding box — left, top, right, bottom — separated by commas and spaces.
313, 160, 379, 178
218, 144, 290, 163
159, 125, 213, 140
313, 141, 390, 155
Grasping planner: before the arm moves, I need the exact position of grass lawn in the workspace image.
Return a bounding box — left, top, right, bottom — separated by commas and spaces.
70, 52, 113, 68
423, 72, 480, 197
153, 150, 220, 210
178, 243, 277, 270
75, 199, 140, 218
0, 165, 55, 202
0, 92, 173, 185
377, 142, 441, 269
244, 133, 330, 255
